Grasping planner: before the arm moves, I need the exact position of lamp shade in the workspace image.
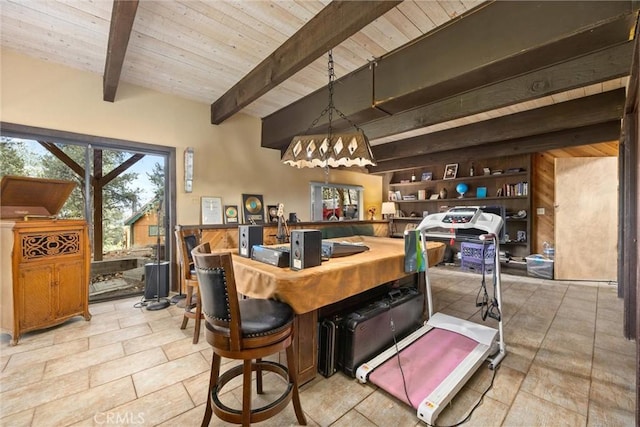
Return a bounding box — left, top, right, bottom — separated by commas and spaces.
381, 202, 396, 216
282, 132, 376, 168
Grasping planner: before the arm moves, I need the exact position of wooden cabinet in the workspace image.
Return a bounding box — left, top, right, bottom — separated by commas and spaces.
1, 219, 91, 345
387, 154, 532, 258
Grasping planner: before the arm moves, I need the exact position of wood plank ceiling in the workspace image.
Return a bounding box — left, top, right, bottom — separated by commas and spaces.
1, 1, 638, 173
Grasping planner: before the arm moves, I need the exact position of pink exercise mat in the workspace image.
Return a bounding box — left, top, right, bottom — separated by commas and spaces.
368, 327, 477, 408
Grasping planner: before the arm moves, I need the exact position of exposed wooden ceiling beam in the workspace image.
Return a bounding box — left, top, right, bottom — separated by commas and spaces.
364, 43, 632, 142
261, 2, 636, 150
370, 121, 623, 174
373, 89, 627, 162
266, 40, 633, 150
103, 0, 139, 102
373, 2, 635, 114
210, 0, 401, 125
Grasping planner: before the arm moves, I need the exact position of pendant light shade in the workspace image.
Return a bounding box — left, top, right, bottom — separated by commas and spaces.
282, 51, 376, 169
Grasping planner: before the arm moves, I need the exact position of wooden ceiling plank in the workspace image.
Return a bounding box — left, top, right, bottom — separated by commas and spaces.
369, 121, 623, 174
210, 0, 402, 124
372, 88, 627, 161
103, 0, 139, 102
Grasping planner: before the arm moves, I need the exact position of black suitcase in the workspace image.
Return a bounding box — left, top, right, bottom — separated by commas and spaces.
339, 287, 424, 377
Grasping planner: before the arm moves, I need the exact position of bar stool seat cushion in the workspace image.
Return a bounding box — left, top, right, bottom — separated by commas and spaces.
206, 299, 294, 337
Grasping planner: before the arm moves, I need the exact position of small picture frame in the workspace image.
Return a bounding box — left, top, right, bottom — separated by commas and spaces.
395, 190, 402, 201
421, 172, 433, 181
267, 205, 279, 222
429, 194, 440, 200
201, 197, 223, 225
443, 163, 458, 180
224, 205, 239, 223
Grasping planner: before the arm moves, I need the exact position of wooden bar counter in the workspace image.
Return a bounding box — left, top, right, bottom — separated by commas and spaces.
231, 236, 445, 384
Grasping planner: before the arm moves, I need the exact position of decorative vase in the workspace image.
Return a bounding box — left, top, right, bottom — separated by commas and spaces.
439, 188, 448, 199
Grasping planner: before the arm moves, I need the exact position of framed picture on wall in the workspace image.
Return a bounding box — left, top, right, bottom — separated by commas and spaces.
241, 194, 265, 224
443, 163, 458, 180
224, 205, 239, 223
201, 196, 223, 225
267, 205, 279, 222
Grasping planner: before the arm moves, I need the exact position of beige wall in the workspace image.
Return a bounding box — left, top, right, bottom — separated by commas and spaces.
0, 49, 382, 225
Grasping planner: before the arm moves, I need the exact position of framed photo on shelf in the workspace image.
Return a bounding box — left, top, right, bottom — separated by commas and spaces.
443, 163, 458, 180
224, 205, 239, 223
201, 197, 223, 225
394, 190, 402, 201
421, 172, 433, 181
267, 205, 279, 222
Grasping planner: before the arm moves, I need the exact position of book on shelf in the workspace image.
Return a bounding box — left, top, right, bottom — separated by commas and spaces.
501, 181, 528, 197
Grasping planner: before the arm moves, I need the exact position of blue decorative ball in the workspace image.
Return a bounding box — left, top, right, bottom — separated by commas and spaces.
456, 183, 468, 196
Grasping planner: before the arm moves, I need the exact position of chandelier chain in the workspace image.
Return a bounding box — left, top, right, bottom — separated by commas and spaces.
301, 50, 365, 136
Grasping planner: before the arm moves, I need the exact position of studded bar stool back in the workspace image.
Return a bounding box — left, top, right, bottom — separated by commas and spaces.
192, 243, 306, 427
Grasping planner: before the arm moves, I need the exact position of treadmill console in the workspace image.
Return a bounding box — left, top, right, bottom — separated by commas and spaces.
417, 206, 503, 236
440, 207, 481, 224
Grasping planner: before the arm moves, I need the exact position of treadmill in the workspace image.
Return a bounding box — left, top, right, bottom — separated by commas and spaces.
356, 207, 506, 425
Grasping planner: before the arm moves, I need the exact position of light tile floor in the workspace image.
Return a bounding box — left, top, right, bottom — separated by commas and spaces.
1, 268, 636, 426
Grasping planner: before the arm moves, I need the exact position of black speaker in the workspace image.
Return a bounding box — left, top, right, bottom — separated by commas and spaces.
238, 225, 263, 258
144, 261, 169, 300
290, 229, 321, 270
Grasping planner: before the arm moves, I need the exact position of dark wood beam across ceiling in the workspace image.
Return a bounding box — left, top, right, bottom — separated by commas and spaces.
362, 41, 633, 142
372, 89, 627, 163
103, 0, 139, 102
261, 1, 637, 151
370, 121, 623, 174
210, 0, 401, 125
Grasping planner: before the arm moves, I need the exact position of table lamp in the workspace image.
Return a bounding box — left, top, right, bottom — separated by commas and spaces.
381, 202, 397, 237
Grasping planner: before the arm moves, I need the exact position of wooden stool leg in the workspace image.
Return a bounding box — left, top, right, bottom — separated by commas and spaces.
181, 284, 194, 330
256, 357, 263, 394
242, 359, 252, 427
286, 344, 307, 425
192, 291, 202, 344
201, 353, 221, 427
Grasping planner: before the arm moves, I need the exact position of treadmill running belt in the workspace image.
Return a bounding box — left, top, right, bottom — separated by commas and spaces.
368, 328, 477, 408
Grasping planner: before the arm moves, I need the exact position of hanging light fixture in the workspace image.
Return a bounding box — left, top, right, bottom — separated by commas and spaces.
282, 50, 376, 170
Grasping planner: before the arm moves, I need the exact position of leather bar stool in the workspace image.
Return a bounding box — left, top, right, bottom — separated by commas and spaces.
192, 243, 306, 427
